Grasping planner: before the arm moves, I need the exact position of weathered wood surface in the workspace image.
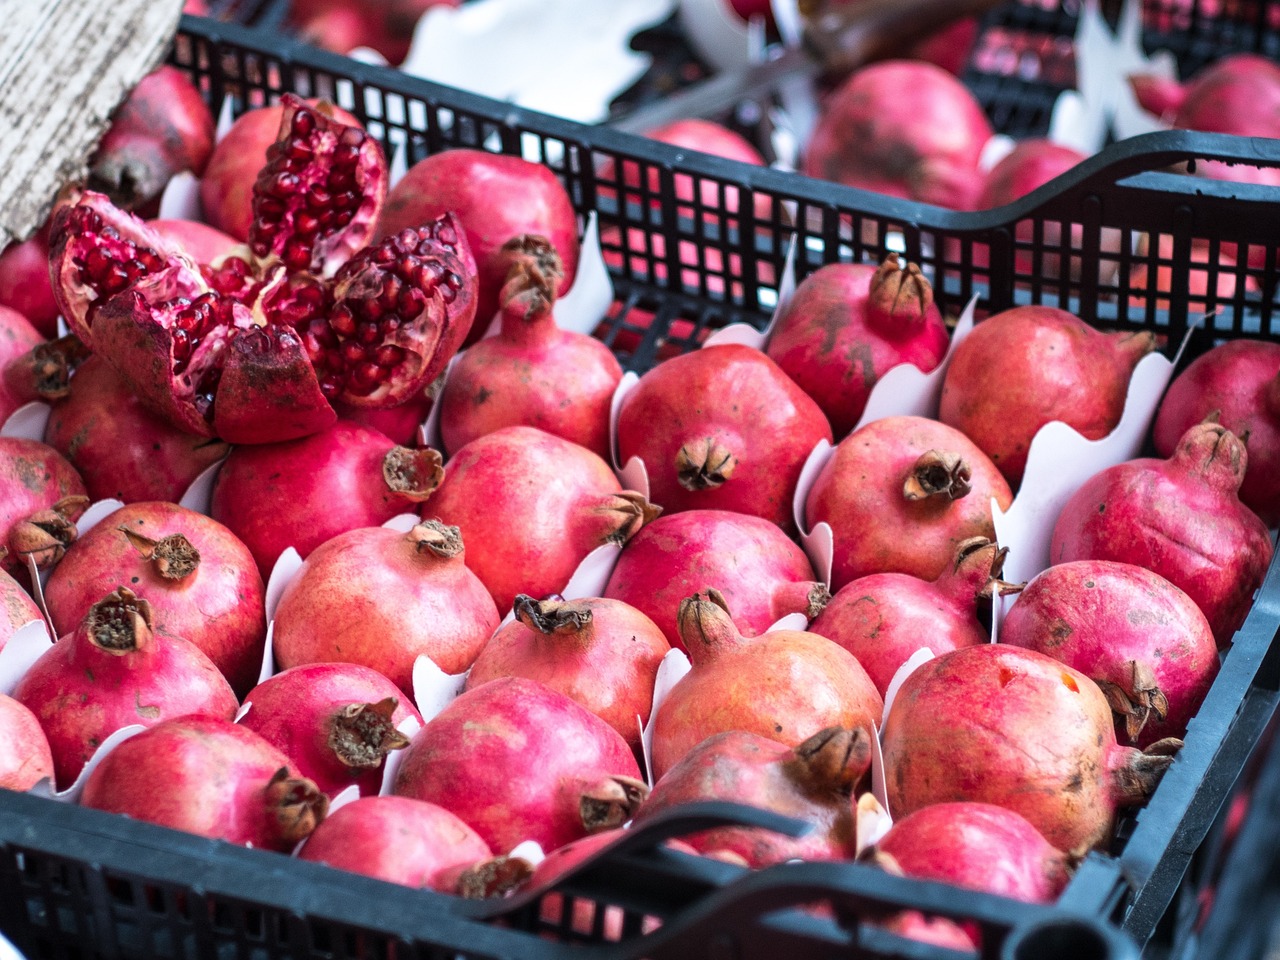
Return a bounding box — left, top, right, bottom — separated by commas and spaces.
0, 0, 185, 247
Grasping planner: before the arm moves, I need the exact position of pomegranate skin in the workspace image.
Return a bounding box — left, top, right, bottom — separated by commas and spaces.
80, 716, 327, 851
299, 796, 491, 891
1001, 561, 1219, 748
1153, 339, 1280, 526
0, 232, 59, 338
882, 645, 1176, 852
617, 343, 833, 531
393, 676, 644, 854
13, 588, 239, 786
272, 522, 500, 692
0, 693, 55, 791
603, 509, 829, 651
806, 415, 1013, 589
938, 306, 1156, 487
43, 501, 267, 695
1050, 423, 1274, 647
0, 567, 42, 653
148, 219, 240, 265
333, 390, 433, 446
0, 437, 88, 578
0, 306, 46, 423
240, 663, 422, 798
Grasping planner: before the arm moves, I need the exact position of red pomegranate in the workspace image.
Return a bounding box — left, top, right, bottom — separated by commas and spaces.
290, 0, 461, 64
0, 230, 59, 338
1128, 235, 1255, 313
0, 305, 47, 423
0, 567, 42, 652
1050, 423, 1273, 647
43, 501, 267, 694
0, 437, 88, 578
81, 716, 328, 850
333, 387, 434, 446
148, 219, 241, 266
0, 694, 55, 791
628, 119, 770, 220
272, 521, 500, 692
806, 415, 1013, 589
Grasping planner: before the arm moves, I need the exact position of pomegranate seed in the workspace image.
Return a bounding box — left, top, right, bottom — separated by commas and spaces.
398, 287, 426, 316
357, 322, 380, 345
334, 145, 360, 168
333, 191, 358, 211
273, 173, 301, 195
85, 247, 112, 277
102, 227, 120, 241
375, 344, 403, 367
101, 264, 131, 294
351, 362, 382, 389
283, 240, 312, 272
330, 308, 356, 337
291, 109, 316, 137
294, 213, 320, 236
342, 341, 366, 364
320, 375, 343, 399
437, 224, 457, 246
287, 139, 313, 161
258, 198, 286, 219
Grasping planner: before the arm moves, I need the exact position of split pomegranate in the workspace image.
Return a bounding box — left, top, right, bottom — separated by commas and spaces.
806, 415, 1013, 589
43, 501, 267, 694
272, 521, 500, 692
0, 694, 55, 791
393, 676, 646, 853
764, 255, 950, 438
651, 590, 882, 779
603, 509, 829, 651
882, 644, 1180, 851
13, 587, 238, 785
81, 716, 328, 850
0, 437, 88, 578
0, 567, 42, 653
0, 230, 59, 338
1050, 423, 1273, 646
0, 305, 48, 423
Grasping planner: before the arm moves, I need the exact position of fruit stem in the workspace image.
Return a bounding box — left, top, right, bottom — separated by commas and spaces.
771, 579, 831, 622
937, 537, 1023, 604
676, 437, 737, 491
1112, 330, 1159, 372
866, 254, 934, 337
382, 447, 444, 502
454, 855, 536, 899
1172, 422, 1248, 493
902, 451, 971, 502
408, 521, 464, 559
86, 586, 154, 655
1109, 740, 1180, 806
677, 589, 749, 664
782, 726, 871, 797
513, 595, 594, 639
10, 496, 90, 570
579, 775, 650, 833
264, 767, 328, 845
327, 698, 410, 769
497, 235, 563, 340
1096, 660, 1169, 744
120, 527, 201, 580
598, 491, 662, 546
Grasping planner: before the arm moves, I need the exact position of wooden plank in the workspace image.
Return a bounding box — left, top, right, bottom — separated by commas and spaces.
0, 0, 185, 247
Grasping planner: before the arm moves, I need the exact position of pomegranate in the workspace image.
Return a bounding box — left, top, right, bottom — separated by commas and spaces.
209, 420, 443, 576
0, 694, 55, 791
806, 415, 1013, 589
87, 66, 216, 214
0, 437, 88, 578
1128, 235, 1255, 313
13, 587, 238, 785
803, 60, 994, 211
617, 344, 833, 530
1001, 561, 1219, 747
1153, 339, 1280, 526
0, 305, 48, 423
44, 356, 230, 504
630, 119, 771, 220
1050, 423, 1273, 647
333, 390, 434, 446
294, 0, 462, 64
299, 795, 491, 891
0, 230, 59, 338
240, 663, 421, 798
423, 426, 658, 614
81, 716, 328, 850
393, 676, 646, 853
650, 590, 881, 779
272, 521, 500, 692
379, 149, 580, 337
878, 911, 977, 951
438, 236, 622, 459
882, 644, 1180, 851
809, 537, 1003, 696
635, 727, 869, 867
938, 306, 1156, 487
43, 501, 267, 694
0, 567, 43, 652
465, 595, 669, 752
763, 255, 950, 438
148, 219, 240, 266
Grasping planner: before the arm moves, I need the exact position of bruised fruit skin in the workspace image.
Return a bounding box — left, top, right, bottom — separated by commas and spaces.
272, 522, 500, 692
81, 716, 328, 850
806, 415, 1013, 589
0, 437, 88, 578
0, 694, 55, 791
617, 343, 833, 531
0, 567, 42, 654
1001, 561, 1219, 748
393, 676, 645, 854
1050, 423, 1273, 647
13, 588, 239, 785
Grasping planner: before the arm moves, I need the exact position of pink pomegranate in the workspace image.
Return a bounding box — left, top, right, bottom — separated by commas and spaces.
290, 0, 461, 64
603, 509, 828, 650
806, 415, 1013, 589
1128, 235, 1255, 312
272, 521, 500, 692
379, 149, 581, 339
764, 255, 950, 438
43, 501, 267, 694
1050, 423, 1273, 647
423, 425, 658, 614
465, 595, 669, 752
81, 716, 327, 850
938, 306, 1156, 487
1153, 339, 1280, 526
0, 567, 42, 653
209, 420, 443, 576
872, 802, 1072, 903
1001, 561, 1219, 747
299, 795, 491, 891
633, 119, 770, 219
0, 694, 55, 791
0, 437, 88, 578
240, 663, 421, 798
438, 236, 622, 459
13, 587, 238, 785
148, 219, 240, 265
882, 644, 1180, 851
44, 356, 231, 504
617, 344, 833, 530
0, 230, 59, 338
393, 676, 646, 853
803, 60, 994, 211
878, 912, 976, 951
809, 537, 1003, 696
87, 66, 216, 213
0, 305, 47, 422
635, 727, 869, 867
651, 590, 882, 779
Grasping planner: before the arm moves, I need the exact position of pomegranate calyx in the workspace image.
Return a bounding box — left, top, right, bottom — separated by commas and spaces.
600, 491, 662, 545
867, 254, 934, 335
119, 527, 201, 580
86, 586, 155, 654
498, 234, 563, 322
264, 767, 328, 843
408, 521, 464, 559
455, 854, 536, 900
903, 450, 971, 501
783, 726, 871, 797
806, 581, 832, 619
1174, 422, 1248, 490
944, 537, 1022, 601
1109, 743, 1179, 806
1114, 330, 1158, 368
11, 495, 90, 570
327, 697, 411, 769
579, 775, 650, 833
381, 446, 444, 501
513, 594, 593, 636
676, 437, 737, 491
7, 334, 91, 401
677, 589, 747, 661
1096, 659, 1169, 742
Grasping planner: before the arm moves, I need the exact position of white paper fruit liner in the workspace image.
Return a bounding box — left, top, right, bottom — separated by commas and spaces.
0, 402, 51, 440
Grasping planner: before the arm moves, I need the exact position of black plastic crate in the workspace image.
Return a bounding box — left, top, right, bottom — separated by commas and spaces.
1140, 0, 1280, 76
